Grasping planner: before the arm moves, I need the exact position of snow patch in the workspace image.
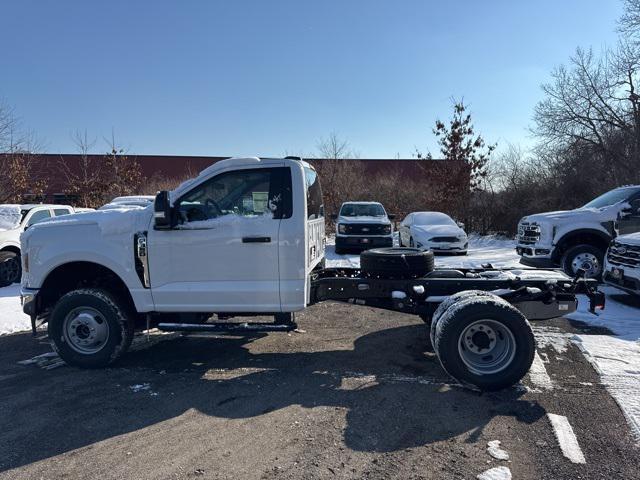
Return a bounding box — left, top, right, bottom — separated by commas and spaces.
547, 413, 586, 463
0, 285, 32, 335
486, 440, 509, 460
0, 205, 21, 231
528, 352, 554, 390
477, 466, 512, 480
573, 335, 640, 444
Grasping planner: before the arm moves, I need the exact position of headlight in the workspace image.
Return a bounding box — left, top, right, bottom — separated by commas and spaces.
338, 224, 346, 234
382, 224, 391, 234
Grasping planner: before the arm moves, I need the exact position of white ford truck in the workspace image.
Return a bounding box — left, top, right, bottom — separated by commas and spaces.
331, 201, 394, 254
21, 157, 603, 391
604, 232, 640, 295
0, 203, 75, 287
516, 185, 640, 278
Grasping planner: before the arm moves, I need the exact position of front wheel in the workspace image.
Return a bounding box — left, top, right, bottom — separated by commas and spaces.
561, 244, 604, 280
48, 288, 134, 368
433, 294, 535, 391
0, 251, 21, 287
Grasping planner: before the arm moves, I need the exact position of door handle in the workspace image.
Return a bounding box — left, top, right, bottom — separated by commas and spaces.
242, 236, 271, 243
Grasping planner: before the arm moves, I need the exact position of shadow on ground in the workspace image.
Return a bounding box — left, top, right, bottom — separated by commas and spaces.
0, 323, 545, 472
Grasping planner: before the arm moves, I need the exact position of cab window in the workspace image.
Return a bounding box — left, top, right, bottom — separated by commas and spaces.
177, 168, 291, 223
305, 167, 324, 220
54, 208, 72, 216
27, 209, 52, 226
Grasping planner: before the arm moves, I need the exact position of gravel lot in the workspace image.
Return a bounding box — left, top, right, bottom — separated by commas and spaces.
1, 300, 639, 479
1, 240, 639, 479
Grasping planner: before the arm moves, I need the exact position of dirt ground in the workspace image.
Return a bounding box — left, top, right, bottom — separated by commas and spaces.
1, 302, 638, 479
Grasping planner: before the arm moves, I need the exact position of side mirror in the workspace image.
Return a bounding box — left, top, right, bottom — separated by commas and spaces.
457, 221, 465, 229
154, 191, 173, 229
388, 214, 396, 220
330, 213, 338, 220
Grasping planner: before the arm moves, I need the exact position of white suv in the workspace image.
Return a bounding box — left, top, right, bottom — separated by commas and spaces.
0, 204, 74, 286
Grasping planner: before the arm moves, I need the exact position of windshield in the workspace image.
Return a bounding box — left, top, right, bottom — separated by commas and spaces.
340, 203, 385, 217
0, 206, 23, 231
413, 212, 457, 226
582, 187, 640, 209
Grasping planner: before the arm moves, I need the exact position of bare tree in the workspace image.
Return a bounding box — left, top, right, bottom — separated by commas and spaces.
0, 102, 47, 203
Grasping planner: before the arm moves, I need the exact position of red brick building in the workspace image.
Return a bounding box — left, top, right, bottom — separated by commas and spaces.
0, 153, 467, 204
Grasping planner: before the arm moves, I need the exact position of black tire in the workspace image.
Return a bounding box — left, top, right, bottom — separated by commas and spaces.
0, 251, 21, 287
48, 288, 134, 368
429, 290, 494, 347
360, 247, 435, 277
561, 244, 604, 280
433, 295, 535, 391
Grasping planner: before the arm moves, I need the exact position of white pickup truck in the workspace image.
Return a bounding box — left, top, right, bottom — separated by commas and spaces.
21, 157, 603, 391
604, 232, 640, 295
0, 203, 75, 287
516, 185, 640, 278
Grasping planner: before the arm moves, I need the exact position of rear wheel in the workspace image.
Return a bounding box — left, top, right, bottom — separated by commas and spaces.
433, 294, 535, 391
360, 247, 434, 277
48, 288, 134, 368
561, 244, 604, 279
0, 251, 21, 287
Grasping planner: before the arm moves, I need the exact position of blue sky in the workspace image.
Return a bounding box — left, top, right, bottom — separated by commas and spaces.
1, 0, 623, 158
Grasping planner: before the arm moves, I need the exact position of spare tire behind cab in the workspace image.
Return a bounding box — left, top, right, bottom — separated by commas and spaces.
360, 247, 434, 277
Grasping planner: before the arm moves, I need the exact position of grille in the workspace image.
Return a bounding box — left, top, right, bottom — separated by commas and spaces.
431, 236, 459, 243
608, 241, 640, 268
518, 222, 541, 243
343, 223, 388, 235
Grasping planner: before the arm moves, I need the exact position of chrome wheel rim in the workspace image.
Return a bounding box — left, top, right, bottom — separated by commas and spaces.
63, 307, 110, 354
458, 319, 517, 375
571, 252, 601, 278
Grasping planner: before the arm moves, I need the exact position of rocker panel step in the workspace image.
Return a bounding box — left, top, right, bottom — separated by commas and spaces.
157, 322, 297, 333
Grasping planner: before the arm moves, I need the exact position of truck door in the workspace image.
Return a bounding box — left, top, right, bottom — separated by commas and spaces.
147, 166, 291, 312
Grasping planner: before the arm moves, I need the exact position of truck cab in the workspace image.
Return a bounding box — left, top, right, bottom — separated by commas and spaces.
516, 185, 640, 278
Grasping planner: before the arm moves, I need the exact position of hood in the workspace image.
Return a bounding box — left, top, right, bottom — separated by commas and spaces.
412, 224, 466, 238
522, 203, 624, 225
0, 205, 22, 232
337, 215, 389, 224
25, 207, 151, 238
616, 232, 640, 246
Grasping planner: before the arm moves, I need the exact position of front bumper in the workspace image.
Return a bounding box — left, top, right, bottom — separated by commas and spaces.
603, 267, 640, 295
335, 235, 393, 250
21, 288, 39, 317
516, 244, 556, 268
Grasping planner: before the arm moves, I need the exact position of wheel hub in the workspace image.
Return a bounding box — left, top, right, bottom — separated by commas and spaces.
571, 252, 600, 277
458, 319, 517, 375
63, 308, 110, 354
464, 324, 497, 354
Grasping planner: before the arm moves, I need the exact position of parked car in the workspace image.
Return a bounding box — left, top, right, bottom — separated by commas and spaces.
603, 232, 640, 295
516, 185, 640, 278
0, 203, 74, 286
398, 211, 468, 254
99, 195, 155, 210
331, 201, 394, 254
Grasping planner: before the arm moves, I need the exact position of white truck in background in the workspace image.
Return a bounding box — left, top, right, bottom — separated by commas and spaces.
20, 156, 603, 391
0, 204, 75, 287
604, 232, 640, 295
331, 201, 394, 254
516, 185, 640, 278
